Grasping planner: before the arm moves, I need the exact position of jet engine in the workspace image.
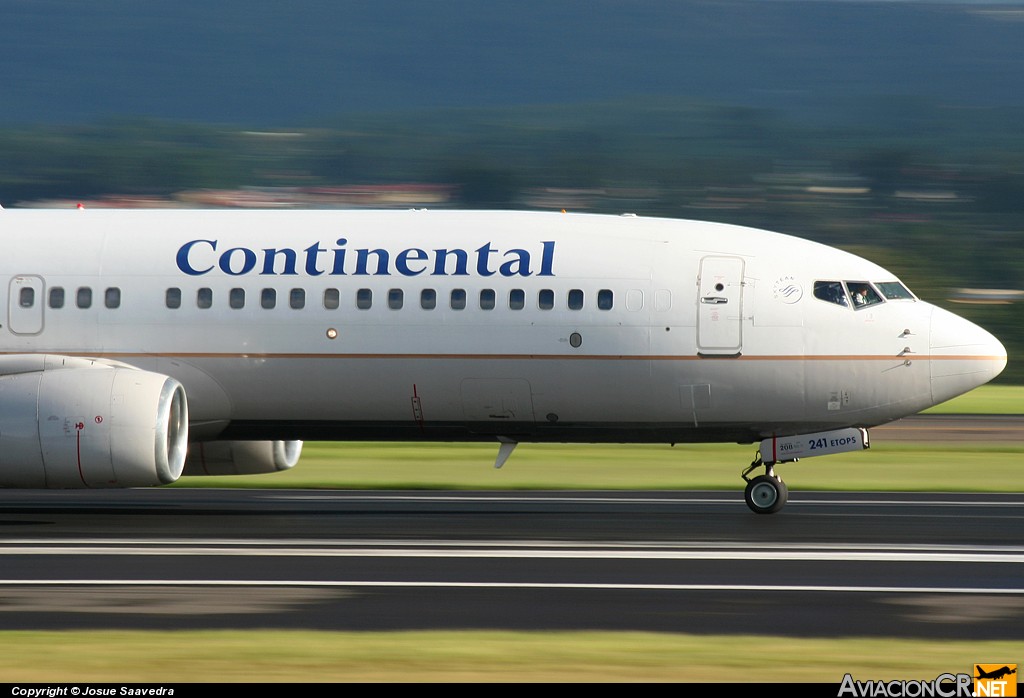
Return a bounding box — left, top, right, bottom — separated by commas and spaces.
0, 360, 188, 488
183, 439, 302, 476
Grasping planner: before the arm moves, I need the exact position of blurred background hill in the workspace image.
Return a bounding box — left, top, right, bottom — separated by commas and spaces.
4, 0, 1024, 124
1, 0, 1022, 380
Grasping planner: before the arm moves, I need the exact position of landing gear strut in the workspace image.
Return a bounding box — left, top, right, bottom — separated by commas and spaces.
742, 454, 788, 514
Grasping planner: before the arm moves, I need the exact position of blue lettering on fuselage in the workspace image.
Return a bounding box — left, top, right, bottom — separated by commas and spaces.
177, 239, 556, 277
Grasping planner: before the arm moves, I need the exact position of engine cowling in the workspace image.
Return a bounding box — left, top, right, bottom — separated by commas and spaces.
0, 363, 188, 488
183, 440, 302, 476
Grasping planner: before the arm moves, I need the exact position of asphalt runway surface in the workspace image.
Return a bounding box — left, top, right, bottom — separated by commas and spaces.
0, 415, 1020, 639
872, 414, 1024, 442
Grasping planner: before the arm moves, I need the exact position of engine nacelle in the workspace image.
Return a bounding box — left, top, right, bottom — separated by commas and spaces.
0, 365, 188, 488
183, 440, 302, 476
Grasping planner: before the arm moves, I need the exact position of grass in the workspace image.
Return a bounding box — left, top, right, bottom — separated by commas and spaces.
0, 630, 1015, 683
170, 384, 1024, 492
172, 380, 1024, 489
171, 440, 1024, 492
924, 384, 1024, 415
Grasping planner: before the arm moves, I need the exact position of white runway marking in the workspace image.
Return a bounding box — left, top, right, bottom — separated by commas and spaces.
268, 493, 1024, 507
1, 539, 1022, 562
0, 579, 1022, 594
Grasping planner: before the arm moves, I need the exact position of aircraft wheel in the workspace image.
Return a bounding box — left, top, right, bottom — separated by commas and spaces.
744, 475, 788, 514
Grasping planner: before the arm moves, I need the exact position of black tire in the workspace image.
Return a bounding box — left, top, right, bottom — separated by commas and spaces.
744, 474, 788, 514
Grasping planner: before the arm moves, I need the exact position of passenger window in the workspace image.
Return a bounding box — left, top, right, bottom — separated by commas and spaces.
229, 288, 245, 309
451, 289, 466, 310
847, 282, 883, 309
196, 288, 212, 309
50, 287, 65, 309
323, 288, 340, 310
290, 288, 305, 309
597, 289, 613, 310
421, 289, 437, 310
480, 289, 495, 310
165, 288, 180, 309
77, 287, 93, 309
538, 289, 554, 310
568, 289, 584, 310
356, 288, 372, 310
105, 287, 121, 309
509, 289, 525, 310
388, 289, 404, 310
19, 287, 34, 308
813, 281, 848, 308
261, 288, 277, 309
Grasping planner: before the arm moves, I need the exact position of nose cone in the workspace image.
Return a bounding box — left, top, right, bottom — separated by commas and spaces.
930, 305, 1007, 405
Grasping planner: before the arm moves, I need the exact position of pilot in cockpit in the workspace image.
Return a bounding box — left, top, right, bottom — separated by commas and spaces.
827, 282, 848, 307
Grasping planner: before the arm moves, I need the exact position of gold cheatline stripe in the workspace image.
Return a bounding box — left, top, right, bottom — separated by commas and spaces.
0, 352, 1001, 362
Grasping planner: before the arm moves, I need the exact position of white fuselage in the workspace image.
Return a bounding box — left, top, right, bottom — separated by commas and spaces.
0, 209, 1007, 447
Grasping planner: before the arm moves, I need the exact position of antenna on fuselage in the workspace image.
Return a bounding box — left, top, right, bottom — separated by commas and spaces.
494, 437, 518, 469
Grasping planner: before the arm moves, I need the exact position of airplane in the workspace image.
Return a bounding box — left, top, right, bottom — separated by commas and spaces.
0, 207, 1007, 513
976, 666, 1017, 681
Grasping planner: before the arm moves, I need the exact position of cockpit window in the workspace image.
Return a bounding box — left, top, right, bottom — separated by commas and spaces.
847, 282, 883, 309
876, 282, 915, 301
814, 281, 849, 307
815, 280, 892, 310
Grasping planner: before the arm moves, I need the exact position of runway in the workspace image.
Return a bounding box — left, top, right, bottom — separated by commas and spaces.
0, 487, 1022, 638
873, 414, 1024, 442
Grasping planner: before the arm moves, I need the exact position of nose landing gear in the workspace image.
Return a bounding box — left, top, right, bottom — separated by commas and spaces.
742, 454, 789, 514
740, 428, 869, 514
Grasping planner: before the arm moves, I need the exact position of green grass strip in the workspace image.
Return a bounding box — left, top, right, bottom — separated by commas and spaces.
0, 630, 1016, 683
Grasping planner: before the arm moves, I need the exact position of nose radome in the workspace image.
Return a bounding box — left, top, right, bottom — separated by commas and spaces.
929, 304, 1007, 405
